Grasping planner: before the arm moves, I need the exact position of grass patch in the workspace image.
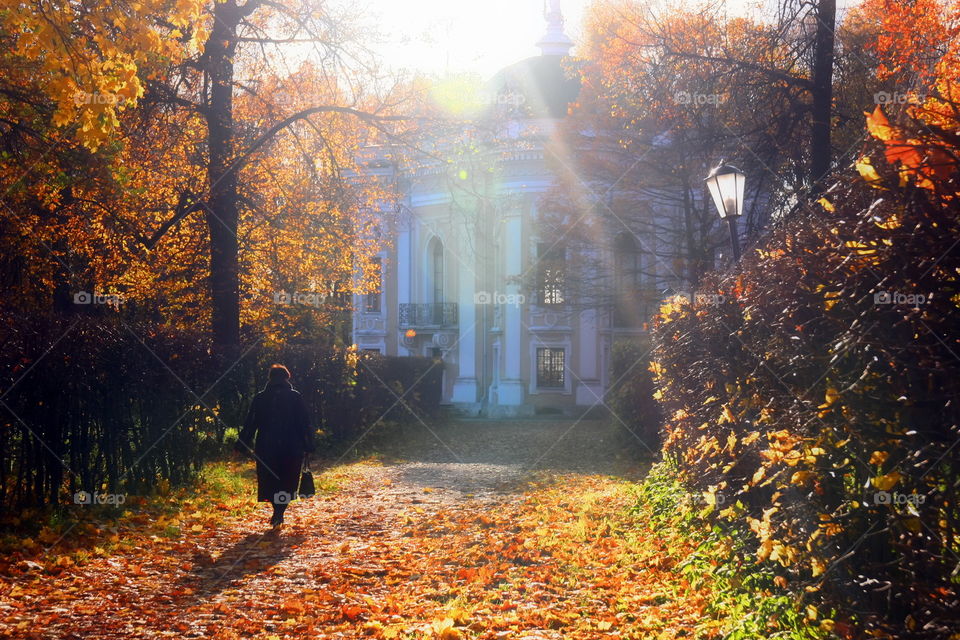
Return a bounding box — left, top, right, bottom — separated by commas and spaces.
631, 462, 838, 640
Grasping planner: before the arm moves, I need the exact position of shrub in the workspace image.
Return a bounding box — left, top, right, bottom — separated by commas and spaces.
650, 121, 960, 635
606, 338, 661, 452
638, 462, 833, 639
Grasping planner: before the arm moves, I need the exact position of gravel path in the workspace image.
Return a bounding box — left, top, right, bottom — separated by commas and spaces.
369, 418, 653, 494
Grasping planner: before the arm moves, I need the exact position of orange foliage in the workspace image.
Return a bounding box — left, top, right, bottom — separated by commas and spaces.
0, 2, 397, 340
0, 467, 712, 639
861, 0, 960, 197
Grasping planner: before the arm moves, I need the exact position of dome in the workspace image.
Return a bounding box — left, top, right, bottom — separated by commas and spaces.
487, 54, 581, 120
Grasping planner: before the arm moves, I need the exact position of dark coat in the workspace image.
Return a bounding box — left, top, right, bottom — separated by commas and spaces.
235, 381, 315, 503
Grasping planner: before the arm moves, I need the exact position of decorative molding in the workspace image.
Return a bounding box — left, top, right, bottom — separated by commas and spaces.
432, 331, 456, 348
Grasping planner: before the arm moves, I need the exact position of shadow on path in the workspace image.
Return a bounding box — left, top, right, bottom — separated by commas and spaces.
174, 530, 306, 598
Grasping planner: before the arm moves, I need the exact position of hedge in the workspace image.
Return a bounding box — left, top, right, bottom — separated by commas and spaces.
650, 151, 960, 634
0, 314, 442, 513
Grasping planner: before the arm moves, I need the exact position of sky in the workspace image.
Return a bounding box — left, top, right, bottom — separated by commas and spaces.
341, 0, 857, 79
345, 0, 588, 78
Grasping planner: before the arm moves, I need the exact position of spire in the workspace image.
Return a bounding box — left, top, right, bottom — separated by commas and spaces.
536, 0, 573, 56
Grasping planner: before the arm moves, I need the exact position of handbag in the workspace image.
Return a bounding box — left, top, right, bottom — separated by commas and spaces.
298, 456, 316, 498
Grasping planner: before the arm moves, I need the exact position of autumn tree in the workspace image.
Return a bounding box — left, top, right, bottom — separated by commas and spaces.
0, 0, 206, 314
540, 2, 807, 310
145, 0, 416, 351
0, 0, 413, 353
538, 0, 888, 321
635, 0, 843, 198
855, 0, 960, 198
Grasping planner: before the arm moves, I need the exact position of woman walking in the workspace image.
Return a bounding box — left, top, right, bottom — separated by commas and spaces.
235, 364, 315, 528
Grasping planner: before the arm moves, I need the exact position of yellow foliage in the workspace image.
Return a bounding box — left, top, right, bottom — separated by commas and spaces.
872, 471, 902, 492
856, 156, 884, 187
431, 618, 462, 639
865, 105, 898, 141
822, 290, 841, 311
819, 387, 840, 408
719, 404, 737, 424
0, 0, 207, 150
810, 557, 827, 577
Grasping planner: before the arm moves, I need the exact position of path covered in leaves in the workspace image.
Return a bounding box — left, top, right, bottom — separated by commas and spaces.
2, 420, 710, 639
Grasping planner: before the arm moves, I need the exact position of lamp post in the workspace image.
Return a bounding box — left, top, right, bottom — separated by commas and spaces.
705, 163, 746, 263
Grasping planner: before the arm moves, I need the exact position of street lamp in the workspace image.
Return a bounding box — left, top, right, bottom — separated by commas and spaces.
705, 162, 745, 263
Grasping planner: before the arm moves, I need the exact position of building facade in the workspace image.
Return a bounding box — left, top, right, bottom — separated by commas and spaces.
352, 4, 682, 416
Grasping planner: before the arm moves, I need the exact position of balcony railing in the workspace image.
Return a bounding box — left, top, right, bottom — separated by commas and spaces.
399, 302, 458, 328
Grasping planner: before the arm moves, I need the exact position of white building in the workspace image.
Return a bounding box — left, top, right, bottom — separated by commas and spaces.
352, 3, 682, 416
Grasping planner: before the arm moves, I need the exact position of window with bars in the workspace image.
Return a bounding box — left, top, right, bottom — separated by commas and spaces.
536, 347, 565, 388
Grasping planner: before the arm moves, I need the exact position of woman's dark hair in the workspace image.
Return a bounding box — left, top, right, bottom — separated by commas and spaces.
268, 364, 291, 383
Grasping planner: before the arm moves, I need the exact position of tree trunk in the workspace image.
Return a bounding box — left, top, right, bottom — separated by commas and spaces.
810, 0, 836, 198
205, 1, 242, 351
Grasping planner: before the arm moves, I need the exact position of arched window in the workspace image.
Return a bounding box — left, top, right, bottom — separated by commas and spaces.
537, 243, 565, 306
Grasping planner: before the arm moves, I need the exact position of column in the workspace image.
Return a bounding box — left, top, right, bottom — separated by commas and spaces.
451, 224, 478, 404
499, 215, 525, 406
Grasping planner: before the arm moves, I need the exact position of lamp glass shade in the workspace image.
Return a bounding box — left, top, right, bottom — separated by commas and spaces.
705, 164, 745, 219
